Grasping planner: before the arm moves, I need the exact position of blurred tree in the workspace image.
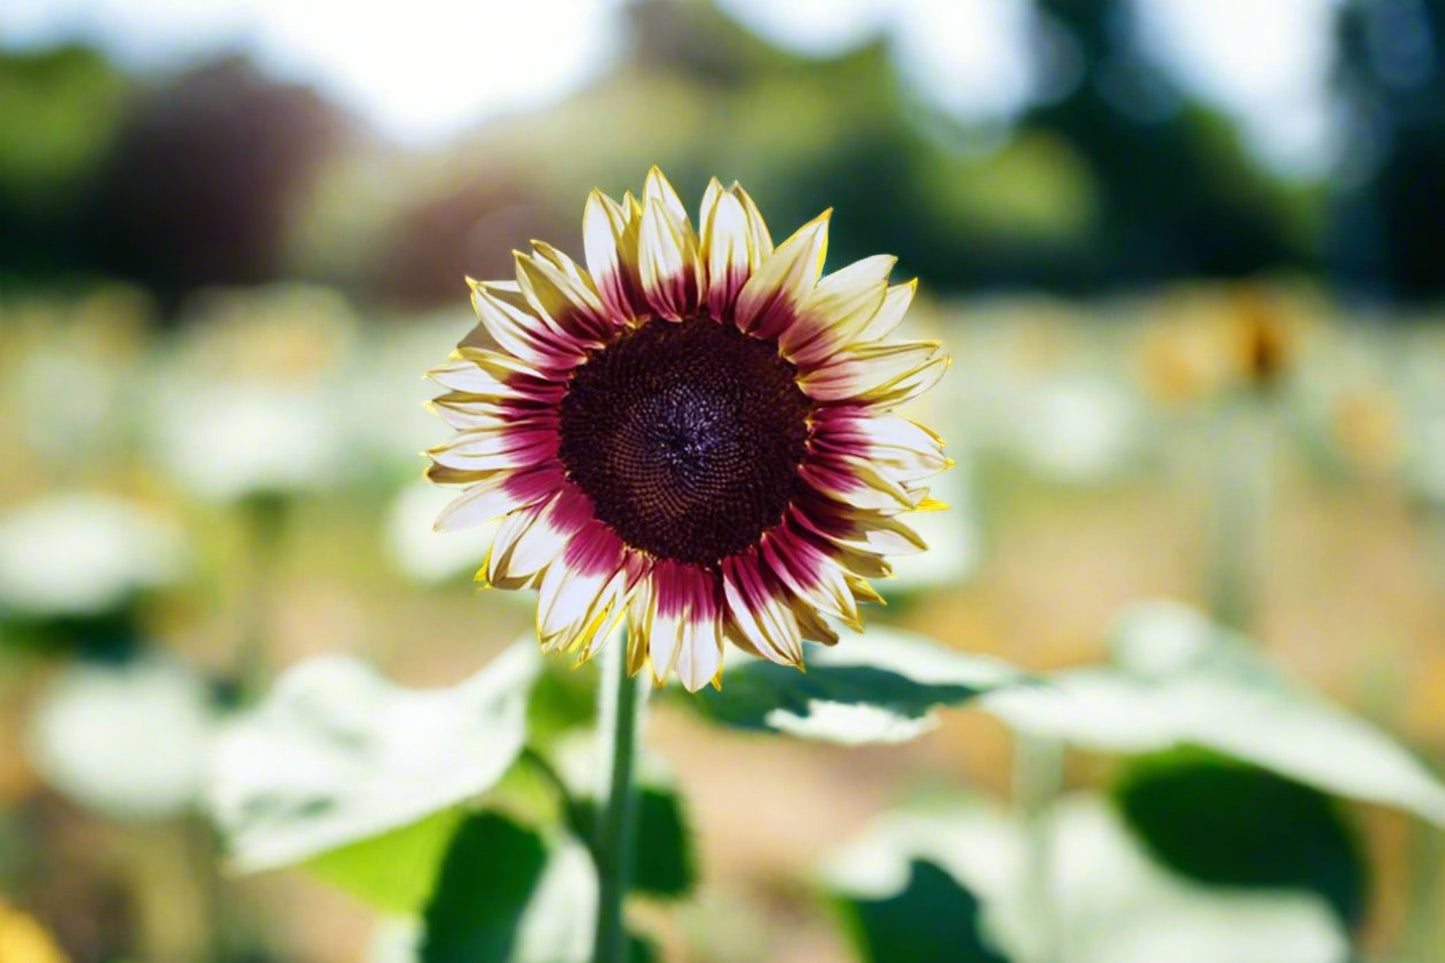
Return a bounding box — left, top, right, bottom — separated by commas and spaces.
1329, 0, 1445, 300
1019, 0, 1309, 287
565, 0, 1311, 295
367, 171, 568, 309
79, 57, 344, 312
0, 46, 130, 279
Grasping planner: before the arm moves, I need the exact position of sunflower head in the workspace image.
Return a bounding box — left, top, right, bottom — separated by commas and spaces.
426, 168, 949, 691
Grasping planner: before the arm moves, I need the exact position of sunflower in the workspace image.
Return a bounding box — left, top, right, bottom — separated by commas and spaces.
426, 168, 948, 691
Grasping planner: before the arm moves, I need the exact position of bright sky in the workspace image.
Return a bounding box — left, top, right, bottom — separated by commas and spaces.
0, 0, 1340, 175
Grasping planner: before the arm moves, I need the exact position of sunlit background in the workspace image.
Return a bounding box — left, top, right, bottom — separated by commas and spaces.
3, 0, 1445, 960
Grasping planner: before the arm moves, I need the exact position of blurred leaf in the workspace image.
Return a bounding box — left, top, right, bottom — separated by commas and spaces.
207, 640, 541, 871
839, 859, 1011, 963
825, 795, 1350, 963
981, 601, 1445, 824
526, 657, 600, 742
693, 626, 1027, 745
1115, 752, 1366, 928
306, 809, 464, 914
575, 785, 695, 900
628, 931, 660, 963
421, 812, 549, 963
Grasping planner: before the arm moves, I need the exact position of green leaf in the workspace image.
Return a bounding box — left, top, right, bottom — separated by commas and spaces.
839, 859, 1011, 963
306, 809, 463, 914
421, 812, 550, 963
981, 601, 1445, 824
1115, 751, 1366, 927
575, 785, 695, 900
692, 626, 1027, 745
207, 640, 541, 873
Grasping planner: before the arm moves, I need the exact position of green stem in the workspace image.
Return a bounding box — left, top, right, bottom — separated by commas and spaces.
1014, 733, 1064, 963
235, 492, 289, 701
592, 639, 641, 963
1205, 395, 1273, 633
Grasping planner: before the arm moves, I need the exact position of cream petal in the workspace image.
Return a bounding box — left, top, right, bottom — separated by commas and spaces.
485, 500, 549, 586
734, 210, 830, 337
799, 456, 918, 511
791, 601, 841, 646
643, 165, 689, 226
721, 555, 803, 666
827, 542, 895, 580
583, 190, 642, 321
760, 534, 861, 630
514, 247, 610, 342
793, 502, 928, 557
576, 590, 632, 662
798, 341, 943, 402
843, 514, 928, 556
731, 182, 774, 265
425, 462, 501, 486
625, 576, 656, 677
428, 441, 554, 473
487, 493, 580, 583
722, 578, 784, 664
864, 354, 951, 408
470, 282, 585, 369
853, 280, 918, 344
698, 177, 724, 235
454, 345, 546, 379
648, 603, 687, 685
430, 396, 555, 433
701, 184, 753, 319
844, 573, 886, 605
816, 412, 948, 482
427, 358, 511, 395
781, 254, 894, 365
637, 170, 700, 320
537, 556, 622, 652
429, 395, 507, 431
673, 614, 724, 693
434, 466, 560, 532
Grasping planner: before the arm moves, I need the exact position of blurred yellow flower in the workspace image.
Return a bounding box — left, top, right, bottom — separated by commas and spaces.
1330, 387, 1402, 478
0, 900, 68, 963
1140, 282, 1310, 405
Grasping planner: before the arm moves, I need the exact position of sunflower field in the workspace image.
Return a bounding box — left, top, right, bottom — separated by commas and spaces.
3, 2, 1445, 962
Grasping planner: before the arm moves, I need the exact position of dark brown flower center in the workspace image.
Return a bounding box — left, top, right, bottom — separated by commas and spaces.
558, 316, 812, 566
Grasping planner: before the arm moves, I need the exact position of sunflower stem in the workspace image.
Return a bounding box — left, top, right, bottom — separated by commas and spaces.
592, 639, 642, 963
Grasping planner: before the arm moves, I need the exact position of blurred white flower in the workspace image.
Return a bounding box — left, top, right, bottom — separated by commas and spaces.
0, 493, 186, 619
1405, 410, 1445, 508
143, 283, 360, 502
1015, 375, 1143, 484
148, 381, 344, 502
26, 654, 217, 821
385, 481, 499, 586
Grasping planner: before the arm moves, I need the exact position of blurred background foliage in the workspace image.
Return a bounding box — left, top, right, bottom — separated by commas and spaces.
4, 0, 1445, 961
3, 0, 1445, 308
